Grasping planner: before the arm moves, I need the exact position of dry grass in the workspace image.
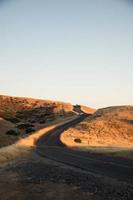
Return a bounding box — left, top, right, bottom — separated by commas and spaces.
61, 106, 133, 158
80, 105, 96, 114
0, 94, 77, 148
0, 116, 77, 166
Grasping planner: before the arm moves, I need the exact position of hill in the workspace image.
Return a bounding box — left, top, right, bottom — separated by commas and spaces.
61, 106, 133, 148
0, 95, 75, 147
0, 95, 74, 122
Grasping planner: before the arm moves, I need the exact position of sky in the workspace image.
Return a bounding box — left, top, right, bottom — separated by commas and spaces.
0, 0, 133, 108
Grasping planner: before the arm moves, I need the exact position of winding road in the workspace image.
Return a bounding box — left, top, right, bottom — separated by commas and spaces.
36, 114, 133, 185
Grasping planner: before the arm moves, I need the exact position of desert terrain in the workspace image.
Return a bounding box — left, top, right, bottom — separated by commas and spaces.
0, 95, 76, 147
0, 95, 133, 200
61, 106, 133, 158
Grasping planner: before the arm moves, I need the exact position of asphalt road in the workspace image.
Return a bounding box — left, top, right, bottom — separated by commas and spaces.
36, 114, 133, 185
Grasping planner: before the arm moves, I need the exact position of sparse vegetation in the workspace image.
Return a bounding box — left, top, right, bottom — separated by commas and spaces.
0, 95, 77, 148
0, 95, 75, 125
17, 123, 34, 129
5, 117, 20, 123
61, 106, 133, 148
39, 120, 46, 124
6, 130, 19, 136
25, 128, 35, 134
1, 111, 20, 123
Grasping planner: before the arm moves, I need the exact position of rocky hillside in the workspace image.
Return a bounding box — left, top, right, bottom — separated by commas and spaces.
0, 95, 74, 123
61, 106, 133, 148
0, 95, 75, 147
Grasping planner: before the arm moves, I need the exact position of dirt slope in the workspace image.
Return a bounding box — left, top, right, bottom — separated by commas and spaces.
0, 95, 74, 120
0, 95, 75, 147
61, 106, 133, 148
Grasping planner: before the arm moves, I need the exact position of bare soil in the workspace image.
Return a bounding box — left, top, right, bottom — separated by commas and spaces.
0, 151, 133, 200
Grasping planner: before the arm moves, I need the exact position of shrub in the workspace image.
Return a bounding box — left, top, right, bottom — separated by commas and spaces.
2, 111, 20, 123
6, 130, 19, 136
29, 120, 36, 123
25, 128, 35, 134
39, 120, 46, 124
4, 116, 20, 123
17, 123, 34, 129
16, 112, 25, 119
74, 138, 82, 143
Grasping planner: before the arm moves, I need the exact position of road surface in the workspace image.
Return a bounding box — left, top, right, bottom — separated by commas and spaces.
36, 114, 133, 185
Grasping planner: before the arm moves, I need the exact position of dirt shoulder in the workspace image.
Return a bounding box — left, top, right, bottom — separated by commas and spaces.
0, 151, 133, 200
0, 114, 133, 200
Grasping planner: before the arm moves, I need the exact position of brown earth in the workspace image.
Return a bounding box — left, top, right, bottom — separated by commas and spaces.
0, 95, 74, 120
0, 106, 133, 200
61, 106, 133, 148
80, 105, 96, 114
0, 95, 94, 148
73, 104, 96, 114
0, 95, 76, 147
0, 115, 132, 200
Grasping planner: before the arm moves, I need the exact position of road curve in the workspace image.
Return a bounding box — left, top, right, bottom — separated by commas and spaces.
36, 114, 133, 185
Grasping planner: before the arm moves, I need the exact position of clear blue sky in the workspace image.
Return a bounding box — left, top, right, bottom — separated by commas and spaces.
0, 0, 133, 108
